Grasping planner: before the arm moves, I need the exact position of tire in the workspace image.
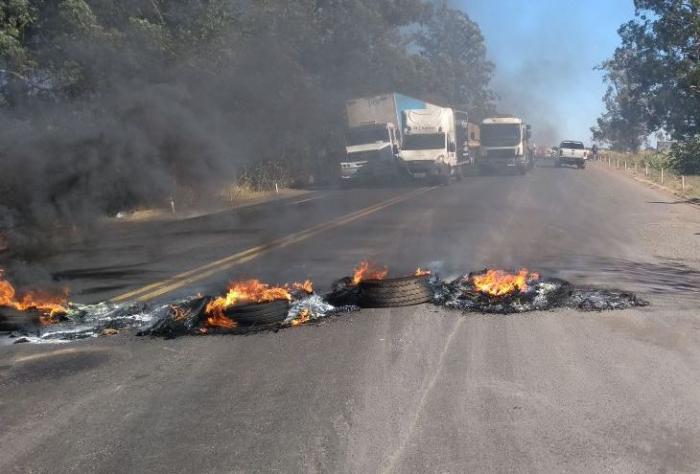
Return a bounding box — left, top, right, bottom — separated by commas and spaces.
0, 306, 41, 331
455, 166, 463, 181
578, 162, 586, 169
358, 275, 433, 308
224, 300, 290, 325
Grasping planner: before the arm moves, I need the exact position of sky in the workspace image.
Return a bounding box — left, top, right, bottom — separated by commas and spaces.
456, 0, 636, 145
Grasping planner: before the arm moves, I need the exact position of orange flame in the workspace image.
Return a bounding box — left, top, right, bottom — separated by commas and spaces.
204, 278, 312, 329
291, 279, 314, 294
291, 308, 311, 327
471, 269, 540, 297
415, 268, 431, 277
205, 312, 238, 329
0, 270, 69, 324
352, 260, 388, 285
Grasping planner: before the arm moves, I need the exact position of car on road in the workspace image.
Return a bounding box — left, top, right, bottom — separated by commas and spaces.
556, 140, 587, 169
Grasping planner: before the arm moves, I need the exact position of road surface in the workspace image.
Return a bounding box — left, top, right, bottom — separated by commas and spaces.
2, 162, 700, 473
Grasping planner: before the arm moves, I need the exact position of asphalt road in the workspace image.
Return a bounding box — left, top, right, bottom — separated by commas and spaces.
2, 162, 700, 473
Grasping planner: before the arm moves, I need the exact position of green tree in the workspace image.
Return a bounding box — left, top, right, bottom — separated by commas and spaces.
414, 1, 494, 118
595, 0, 700, 160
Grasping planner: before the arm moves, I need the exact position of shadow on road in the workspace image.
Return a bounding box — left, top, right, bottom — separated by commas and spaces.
535, 255, 700, 302
647, 199, 700, 205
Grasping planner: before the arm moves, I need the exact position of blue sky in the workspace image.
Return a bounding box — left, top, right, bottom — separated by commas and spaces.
456, 0, 636, 145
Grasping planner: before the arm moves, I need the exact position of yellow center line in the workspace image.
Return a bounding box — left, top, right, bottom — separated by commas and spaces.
110, 187, 436, 303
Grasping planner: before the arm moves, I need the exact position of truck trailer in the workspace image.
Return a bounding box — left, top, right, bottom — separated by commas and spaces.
342, 93, 427, 181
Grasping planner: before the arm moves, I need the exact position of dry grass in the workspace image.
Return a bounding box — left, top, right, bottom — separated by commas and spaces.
218, 183, 268, 204
598, 152, 700, 200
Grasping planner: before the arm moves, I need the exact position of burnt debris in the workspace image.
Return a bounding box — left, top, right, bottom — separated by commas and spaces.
434, 271, 648, 314
2, 268, 650, 343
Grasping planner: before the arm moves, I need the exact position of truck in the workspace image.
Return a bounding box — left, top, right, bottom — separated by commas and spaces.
477, 116, 534, 174
342, 93, 427, 181
555, 140, 587, 169
399, 107, 471, 184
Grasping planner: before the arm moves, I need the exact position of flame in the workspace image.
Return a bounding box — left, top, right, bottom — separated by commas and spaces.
352, 260, 388, 285
415, 268, 431, 277
204, 278, 311, 329
205, 312, 237, 329
291, 308, 311, 326
471, 269, 540, 297
0, 270, 69, 324
291, 279, 314, 294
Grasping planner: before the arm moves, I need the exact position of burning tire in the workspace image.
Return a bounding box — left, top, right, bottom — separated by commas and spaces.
224, 300, 290, 326
358, 275, 433, 308
0, 306, 41, 331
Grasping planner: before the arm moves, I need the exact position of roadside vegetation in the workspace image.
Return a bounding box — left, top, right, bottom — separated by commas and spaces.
591, 0, 699, 175
599, 150, 700, 200
0, 0, 495, 258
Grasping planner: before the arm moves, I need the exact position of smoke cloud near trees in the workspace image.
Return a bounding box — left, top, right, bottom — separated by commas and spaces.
0, 0, 495, 264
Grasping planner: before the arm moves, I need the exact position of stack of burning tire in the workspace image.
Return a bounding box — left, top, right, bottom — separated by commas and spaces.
202, 279, 313, 331
222, 299, 291, 325
329, 261, 434, 308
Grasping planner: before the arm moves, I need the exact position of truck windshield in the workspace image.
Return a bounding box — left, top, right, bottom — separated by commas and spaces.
403, 134, 446, 150
481, 124, 521, 147
347, 128, 389, 146
560, 141, 584, 149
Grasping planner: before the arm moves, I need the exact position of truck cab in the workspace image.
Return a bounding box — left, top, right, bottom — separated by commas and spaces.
342, 123, 399, 180
400, 107, 459, 183
477, 117, 534, 174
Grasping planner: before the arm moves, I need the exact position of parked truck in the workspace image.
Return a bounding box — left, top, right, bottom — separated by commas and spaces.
342, 93, 427, 181
399, 107, 471, 184
477, 116, 534, 174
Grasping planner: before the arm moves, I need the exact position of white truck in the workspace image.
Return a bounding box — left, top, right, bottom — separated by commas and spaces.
477, 116, 534, 174
556, 140, 587, 169
399, 107, 470, 184
342, 93, 427, 181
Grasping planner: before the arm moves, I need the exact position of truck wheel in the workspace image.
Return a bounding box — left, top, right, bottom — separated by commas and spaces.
440, 166, 452, 185
578, 162, 586, 169
455, 166, 463, 181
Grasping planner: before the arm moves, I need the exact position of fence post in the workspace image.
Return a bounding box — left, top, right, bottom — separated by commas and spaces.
645, 163, 649, 176
682, 175, 685, 192
661, 168, 664, 184
624, 161, 627, 171
634, 162, 638, 173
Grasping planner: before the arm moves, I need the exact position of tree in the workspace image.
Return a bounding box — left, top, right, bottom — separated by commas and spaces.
414, 1, 495, 118
595, 0, 700, 159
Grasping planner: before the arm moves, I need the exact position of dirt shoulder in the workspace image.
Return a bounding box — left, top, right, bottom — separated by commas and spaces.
106, 188, 312, 224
